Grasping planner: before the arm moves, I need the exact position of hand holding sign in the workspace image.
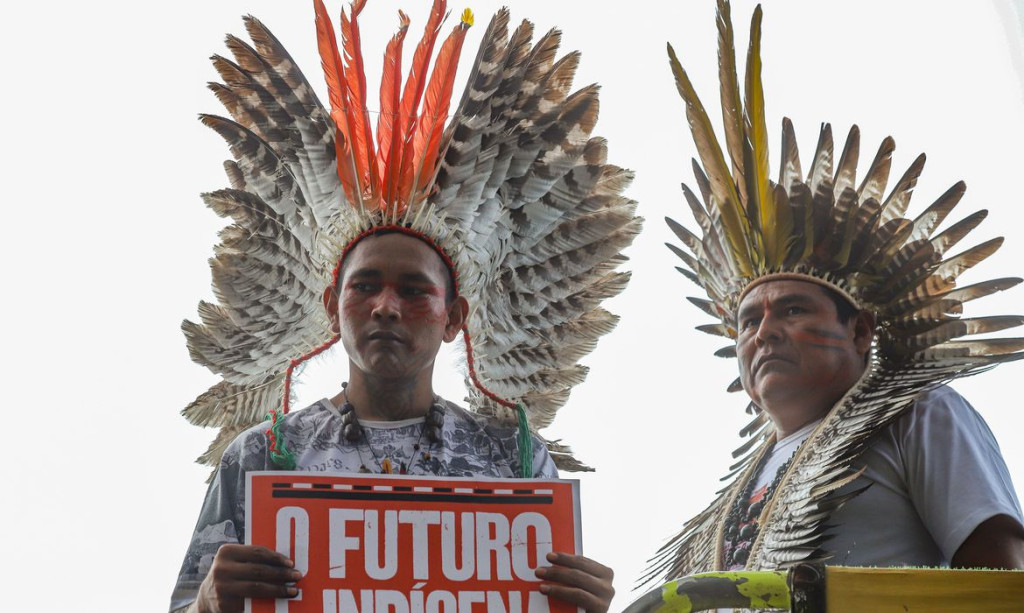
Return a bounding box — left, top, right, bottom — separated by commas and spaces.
537, 552, 615, 613
192, 544, 300, 613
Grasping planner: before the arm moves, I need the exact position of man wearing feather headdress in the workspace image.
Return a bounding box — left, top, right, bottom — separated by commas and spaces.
646, 0, 1024, 585
170, 1, 639, 611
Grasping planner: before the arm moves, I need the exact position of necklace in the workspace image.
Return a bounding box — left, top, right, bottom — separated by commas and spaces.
338, 383, 445, 475
721, 446, 796, 568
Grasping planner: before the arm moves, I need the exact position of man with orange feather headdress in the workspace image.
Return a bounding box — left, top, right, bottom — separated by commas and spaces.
170, 1, 641, 611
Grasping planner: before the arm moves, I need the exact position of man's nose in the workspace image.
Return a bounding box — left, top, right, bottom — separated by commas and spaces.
754, 313, 782, 345
371, 286, 401, 320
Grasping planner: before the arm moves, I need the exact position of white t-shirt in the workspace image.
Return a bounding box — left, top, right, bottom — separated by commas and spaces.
716, 386, 1021, 612
827, 385, 1022, 566
751, 419, 821, 493
744, 385, 1022, 567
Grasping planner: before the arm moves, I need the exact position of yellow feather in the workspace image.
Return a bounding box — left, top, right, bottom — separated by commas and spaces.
668, 42, 752, 276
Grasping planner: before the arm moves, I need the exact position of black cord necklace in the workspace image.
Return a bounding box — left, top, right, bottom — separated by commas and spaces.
338, 383, 445, 475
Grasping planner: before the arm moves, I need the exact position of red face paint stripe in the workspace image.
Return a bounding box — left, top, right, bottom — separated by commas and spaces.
790, 329, 850, 348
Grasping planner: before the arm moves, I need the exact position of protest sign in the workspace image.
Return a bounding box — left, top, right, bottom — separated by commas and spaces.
245, 472, 581, 612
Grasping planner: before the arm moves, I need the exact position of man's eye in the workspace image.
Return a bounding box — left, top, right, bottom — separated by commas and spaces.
786, 306, 805, 315
740, 318, 759, 330
352, 282, 377, 292
402, 286, 427, 296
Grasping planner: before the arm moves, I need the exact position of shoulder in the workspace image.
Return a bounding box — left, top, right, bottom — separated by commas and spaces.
438, 399, 519, 450
442, 399, 515, 435
438, 399, 558, 479
911, 385, 973, 412
894, 385, 993, 443
221, 400, 337, 470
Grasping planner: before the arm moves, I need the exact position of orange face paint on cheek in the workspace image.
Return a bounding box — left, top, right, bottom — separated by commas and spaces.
790, 328, 848, 348
340, 282, 449, 323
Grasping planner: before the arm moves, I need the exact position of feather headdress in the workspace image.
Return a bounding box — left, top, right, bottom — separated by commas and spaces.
181, 0, 641, 476
646, 0, 1024, 580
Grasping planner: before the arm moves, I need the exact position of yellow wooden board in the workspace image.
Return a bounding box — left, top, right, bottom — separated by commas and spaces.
825, 566, 1024, 612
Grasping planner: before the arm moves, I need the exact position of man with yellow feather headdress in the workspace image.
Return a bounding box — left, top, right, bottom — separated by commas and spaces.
646, 0, 1024, 590
170, 1, 641, 611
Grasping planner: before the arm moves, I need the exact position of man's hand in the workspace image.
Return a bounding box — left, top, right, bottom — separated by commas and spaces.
191, 544, 300, 613
535, 551, 615, 612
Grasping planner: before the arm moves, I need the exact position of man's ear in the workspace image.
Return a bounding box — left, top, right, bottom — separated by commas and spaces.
442, 296, 469, 343
853, 310, 876, 356
323, 285, 340, 334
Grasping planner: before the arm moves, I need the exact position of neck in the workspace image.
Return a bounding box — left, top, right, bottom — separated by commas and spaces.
772, 411, 823, 440
335, 368, 435, 421
765, 369, 867, 439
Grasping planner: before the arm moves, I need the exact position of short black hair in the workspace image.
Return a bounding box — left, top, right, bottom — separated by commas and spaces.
818, 284, 859, 324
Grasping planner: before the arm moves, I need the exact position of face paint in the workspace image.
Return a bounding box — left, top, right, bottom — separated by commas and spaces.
334, 233, 459, 381
736, 280, 870, 426
789, 328, 851, 348
341, 281, 449, 325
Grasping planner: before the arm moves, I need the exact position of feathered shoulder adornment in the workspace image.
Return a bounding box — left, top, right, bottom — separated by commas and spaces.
645, 0, 1024, 581
181, 0, 641, 477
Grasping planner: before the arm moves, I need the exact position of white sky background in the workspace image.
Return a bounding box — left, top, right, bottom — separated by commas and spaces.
5, 1, 1024, 610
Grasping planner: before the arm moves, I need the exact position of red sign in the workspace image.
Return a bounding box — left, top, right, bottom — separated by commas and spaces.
245, 472, 582, 613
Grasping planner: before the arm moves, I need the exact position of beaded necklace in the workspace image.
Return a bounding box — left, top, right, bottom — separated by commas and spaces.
338, 384, 445, 475
721, 447, 796, 568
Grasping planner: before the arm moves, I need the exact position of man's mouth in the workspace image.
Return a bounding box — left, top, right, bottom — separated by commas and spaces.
754, 354, 791, 373
368, 330, 403, 343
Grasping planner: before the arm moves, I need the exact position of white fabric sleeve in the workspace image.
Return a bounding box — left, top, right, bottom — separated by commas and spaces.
531, 435, 560, 478
898, 387, 1023, 561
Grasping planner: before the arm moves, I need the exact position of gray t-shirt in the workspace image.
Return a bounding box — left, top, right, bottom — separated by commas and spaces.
169, 398, 557, 612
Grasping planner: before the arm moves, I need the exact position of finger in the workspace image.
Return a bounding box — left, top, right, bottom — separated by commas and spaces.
211, 559, 303, 587
227, 580, 300, 600
218, 544, 295, 567
235, 561, 304, 585
545, 552, 614, 580
539, 583, 608, 612
534, 564, 613, 600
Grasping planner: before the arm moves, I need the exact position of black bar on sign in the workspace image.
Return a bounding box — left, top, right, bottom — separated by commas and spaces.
271, 490, 554, 505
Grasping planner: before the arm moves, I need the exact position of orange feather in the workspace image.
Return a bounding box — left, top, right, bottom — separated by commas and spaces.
313, 0, 359, 205
407, 15, 471, 200
340, 0, 379, 205
377, 11, 410, 202
394, 0, 447, 204
400, 0, 446, 126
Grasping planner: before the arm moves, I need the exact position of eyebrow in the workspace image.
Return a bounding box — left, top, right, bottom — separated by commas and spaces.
346, 268, 440, 286
737, 293, 814, 320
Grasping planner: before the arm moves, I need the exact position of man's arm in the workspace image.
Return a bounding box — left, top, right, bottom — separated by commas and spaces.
186, 544, 299, 613
899, 388, 1024, 566
951, 514, 1024, 569
535, 552, 615, 613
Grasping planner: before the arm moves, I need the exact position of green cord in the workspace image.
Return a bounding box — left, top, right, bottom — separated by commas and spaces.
515, 403, 533, 478
267, 411, 296, 470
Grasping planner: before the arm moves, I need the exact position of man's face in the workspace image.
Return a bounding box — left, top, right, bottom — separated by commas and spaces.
736, 280, 872, 417
326, 233, 466, 381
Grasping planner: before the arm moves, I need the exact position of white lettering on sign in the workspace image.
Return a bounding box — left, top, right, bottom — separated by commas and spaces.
321, 589, 549, 612
275, 507, 309, 612
511, 512, 552, 581
365, 510, 399, 580
323, 510, 554, 582
476, 513, 512, 581
328, 508, 363, 579
399, 510, 441, 580
441, 511, 474, 581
